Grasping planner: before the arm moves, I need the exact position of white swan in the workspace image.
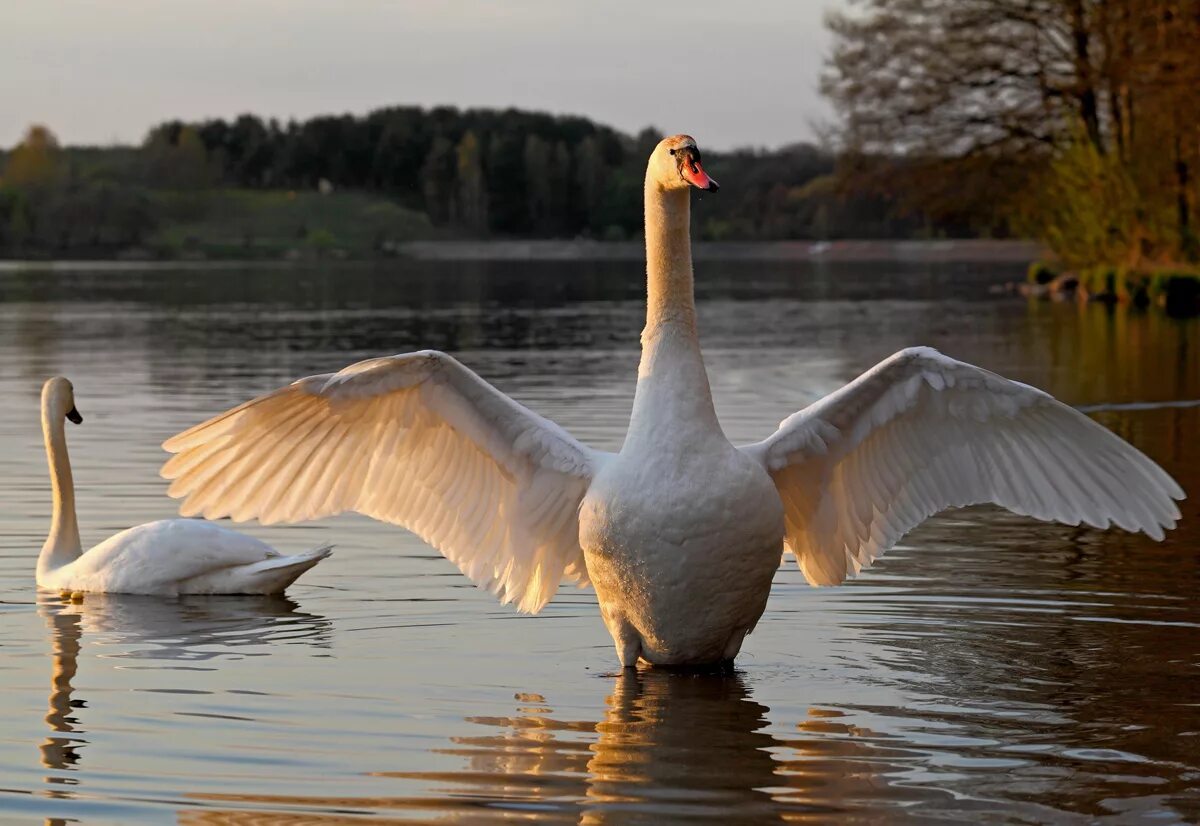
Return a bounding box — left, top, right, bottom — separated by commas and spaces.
161, 135, 1184, 667
37, 377, 331, 596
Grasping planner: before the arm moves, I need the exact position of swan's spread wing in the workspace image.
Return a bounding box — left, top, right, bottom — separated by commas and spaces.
162, 350, 603, 612
740, 347, 1184, 586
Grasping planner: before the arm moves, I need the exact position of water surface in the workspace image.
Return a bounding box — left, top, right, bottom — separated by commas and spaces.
1, 259, 1197, 823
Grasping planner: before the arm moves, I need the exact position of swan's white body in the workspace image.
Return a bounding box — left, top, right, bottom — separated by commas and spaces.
37, 378, 331, 596
161, 135, 1184, 666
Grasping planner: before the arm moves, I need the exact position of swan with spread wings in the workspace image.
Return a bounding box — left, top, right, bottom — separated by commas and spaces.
162, 135, 1184, 667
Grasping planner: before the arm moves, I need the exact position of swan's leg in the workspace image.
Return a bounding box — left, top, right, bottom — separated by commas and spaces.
722, 628, 748, 661
601, 608, 642, 668
618, 635, 642, 668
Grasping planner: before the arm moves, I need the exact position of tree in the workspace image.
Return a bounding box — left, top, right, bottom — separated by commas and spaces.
824, 0, 1200, 263
524, 134, 552, 235
456, 130, 488, 234
548, 142, 572, 235
421, 135, 457, 225
574, 136, 605, 235
226, 115, 276, 186
823, 0, 1108, 158
372, 109, 428, 199
142, 123, 213, 189
485, 128, 528, 234
0, 187, 32, 250
3, 125, 63, 189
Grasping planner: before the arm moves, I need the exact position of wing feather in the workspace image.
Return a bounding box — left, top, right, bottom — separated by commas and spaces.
742, 347, 1185, 586
162, 350, 606, 612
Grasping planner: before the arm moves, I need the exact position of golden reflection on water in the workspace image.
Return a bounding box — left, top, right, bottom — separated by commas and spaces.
41, 606, 83, 775
421, 672, 792, 823
181, 670, 958, 825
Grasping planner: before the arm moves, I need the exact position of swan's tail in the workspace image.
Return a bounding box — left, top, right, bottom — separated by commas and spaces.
245, 544, 333, 594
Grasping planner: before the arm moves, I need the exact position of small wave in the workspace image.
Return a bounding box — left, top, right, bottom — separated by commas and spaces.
1076, 399, 1200, 413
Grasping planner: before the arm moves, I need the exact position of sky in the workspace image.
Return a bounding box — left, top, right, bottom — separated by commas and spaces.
0, 1, 839, 152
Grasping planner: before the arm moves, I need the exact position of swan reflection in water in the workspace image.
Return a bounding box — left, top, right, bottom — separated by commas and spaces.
37, 593, 331, 774
40, 604, 84, 776
379, 670, 939, 825
442, 670, 789, 823
181, 667, 937, 824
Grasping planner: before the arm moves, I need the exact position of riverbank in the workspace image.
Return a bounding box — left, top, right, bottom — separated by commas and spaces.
1020, 261, 1200, 316
397, 238, 1041, 262
0, 239, 1041, 270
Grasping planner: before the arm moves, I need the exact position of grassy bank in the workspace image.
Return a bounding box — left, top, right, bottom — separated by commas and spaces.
144, 189, 434, 259
1026, 261, 1200, 316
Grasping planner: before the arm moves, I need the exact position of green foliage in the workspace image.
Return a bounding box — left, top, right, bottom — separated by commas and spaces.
1153, 270, 1200, 316
1, 105, 986, 257
1026, 261, 1059, 285
1073, 264, 1200, 315
305, 228, 337, 253
147, 189, 431, 258
130, 107, 962, 241
824, 0, 1200, 273
1013, 122, 1196, 275
0, 187, 32, 249
1077, 265, 1125, 301
142, 124, 216, 189
0, 125, 158, 256
1, 125, 62, 189
40, 181, 157, 248
1015, 134, 1153, 271
455, 131, 488, 233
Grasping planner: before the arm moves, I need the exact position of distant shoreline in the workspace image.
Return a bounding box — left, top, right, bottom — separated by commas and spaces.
398, 239, 1040, 262
0, 239, 1040, 271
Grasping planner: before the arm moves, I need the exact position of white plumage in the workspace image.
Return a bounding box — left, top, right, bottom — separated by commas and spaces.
161, 135, 1184, 666
37, 377, 330, 596
740, 346, 1183, 586
163, 350, 595, 613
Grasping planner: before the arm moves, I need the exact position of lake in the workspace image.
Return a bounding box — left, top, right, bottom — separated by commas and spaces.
0, 257, 1197, 824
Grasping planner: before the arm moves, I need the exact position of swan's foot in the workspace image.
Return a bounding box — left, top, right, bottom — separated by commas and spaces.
69, 591, 85, 603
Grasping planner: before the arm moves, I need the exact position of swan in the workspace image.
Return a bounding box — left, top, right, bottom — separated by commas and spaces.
160, 135, 1184, 667
37, 376, 331, 597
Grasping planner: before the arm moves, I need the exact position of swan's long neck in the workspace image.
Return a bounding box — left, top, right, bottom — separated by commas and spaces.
644, 185, 697, 331
626, 179, 721, 447
39, 405, 81, 579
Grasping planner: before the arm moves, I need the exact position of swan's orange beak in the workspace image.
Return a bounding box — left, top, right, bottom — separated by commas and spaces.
681, 159, 719, 192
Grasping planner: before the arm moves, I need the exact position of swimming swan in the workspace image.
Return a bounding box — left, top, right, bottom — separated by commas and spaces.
161, 135, 1184, 666
38, 377, 331, 596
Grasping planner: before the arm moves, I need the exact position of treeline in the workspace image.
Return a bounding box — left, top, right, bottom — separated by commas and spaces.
133, 107, 937, 241
144, 108, 642, 237
0, 106, 958, 258
0, 130, 156, 253
824, 0, 1200, 272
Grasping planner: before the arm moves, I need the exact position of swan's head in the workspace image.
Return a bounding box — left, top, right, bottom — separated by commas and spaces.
646, 135, 719, 193
42, 377, 83, 425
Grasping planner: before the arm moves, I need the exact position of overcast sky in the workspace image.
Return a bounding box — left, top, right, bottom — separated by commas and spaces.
1, 1, 839, 151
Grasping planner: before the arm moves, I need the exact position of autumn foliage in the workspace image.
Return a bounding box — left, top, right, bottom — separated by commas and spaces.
824, 0, 1200, 269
